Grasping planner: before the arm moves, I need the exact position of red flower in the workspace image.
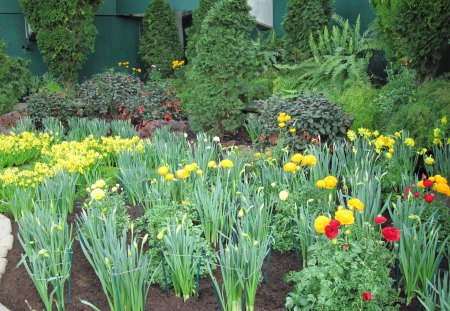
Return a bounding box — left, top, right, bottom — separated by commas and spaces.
329, 219, 341, 228
325, 225, 339, 239
423, 179, 434, 188
138, 106, 145, 114
118, 106, 123, 112
164, 113, 173, 121
175, 109, 180, 113
166, 103, 172, 108
405, 194, 409, 199
343, 243, 349, 249
402, 61, 409, 66
406, 187, 412, 192
414, 192, 420, 198
382, 227, 400, 242
424, 193, 434, 203
362, 292, 373, 301
374, 216, 387, 224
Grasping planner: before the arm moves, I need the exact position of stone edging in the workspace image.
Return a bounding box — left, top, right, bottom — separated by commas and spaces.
0, 214, 13, 311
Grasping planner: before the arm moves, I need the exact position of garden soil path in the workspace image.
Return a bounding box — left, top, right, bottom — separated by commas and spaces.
0, 220, 298, 311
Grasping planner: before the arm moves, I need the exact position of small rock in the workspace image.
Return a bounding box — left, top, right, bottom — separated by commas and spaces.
0, 127, 9, 135
0, 235, 13, 250
0, 111, 22, 129
0, 216, 11, 236
0, 246, 9, 258
0, 258, 7, 275
139, 119, 189, 139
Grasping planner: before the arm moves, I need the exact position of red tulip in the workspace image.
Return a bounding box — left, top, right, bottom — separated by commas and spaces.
382, 227, 400, 242
329, 219, 341, 228
423, 179, 434, 188
374, 216, 387, 224
362, 292, 373, 301
414, 192, 420, 198
325, 225, 339, 239
424, 193, 434, 203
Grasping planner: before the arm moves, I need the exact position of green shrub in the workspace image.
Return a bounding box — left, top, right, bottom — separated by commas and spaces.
184, 0, 257, 135
0, 39, 31, 114
77, 70, 184, 124
285, 225, 401, 310
385, 77, 450, 147
332, 83, 379, 130
139, 0, 183, 77
371, 0, 450, 79
185, 0, 218, 62
283, 0, 333, 61
19, 0, 103, 83
256, 93, 352, 150
275, 15, 379, 96
247, 75, 275, 102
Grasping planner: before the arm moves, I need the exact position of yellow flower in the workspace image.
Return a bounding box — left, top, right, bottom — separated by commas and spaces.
283, 162, 298, 173
157, 230, 165, 240
434, 183, 450, 194
417, 180, 425, 188
331, 239, 338, 245
158, 166, 170, 176
405, 138, 415, 147
347, 130, 356, 141
372, 130, 380, 137
277, 112, 286, 122
94, 179, 106, 189
137, 68, 142, 73
278, 122, 286, 128
424, 157, 434, 165
196, 169, 203, 175
314, 215, 331, 234
433, 138, 442, 146
345, 229, 351, 235
207, 161, 217, 169
118, 62, 123, 66
301, 155, 317, 166
91, 188, 105, 201
279, 190, 289, 201
284, 115, 292, 121
394, 132, 401, 138
335, 209, 354, 225
323, 176, 338, 189
316, 180, 326, 188
291, 153, 303, 163
347, 198, 364, 211
385, 152, 392, 159
442, 115, 448, 124
176, 169, 189, 179
165, 173, 175, 181
289, 128, 296, 133
434, 128, 441, 137
238, 209, 245, 218
184, 163, 197, 173
220, 159, 234, 169
435, 175, 447, 184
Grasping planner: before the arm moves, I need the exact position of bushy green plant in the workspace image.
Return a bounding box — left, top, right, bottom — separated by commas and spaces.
371, 0, 450, 79
275, 15, 379, 96
184, 0, 257, 135
332, 83, 378, 130
78, 70, 184, 123
285, 225, 401, 310
185, 0, 218, 62
283, 0, 333, 61
0, 39, 31, 114
139, 0, 183, 76
19, 0, 103, 83
256, 93, 352, 150
384, 77, 450, 147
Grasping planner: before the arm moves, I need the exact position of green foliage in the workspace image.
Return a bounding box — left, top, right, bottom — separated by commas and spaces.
384, 77, 450, 147
139, 0, 183, 76
256, 93, 352, 151
332, 83, 379, 130
77, 70, 184, 124
185, 0, 218, 62
285, 225, 401, 310
276, 15, 379, 96
0, 39, 31, 114
371, 0, 450, 79
283, 0, 333, 61
184, 0, 257, 135
19, 0, 103, 83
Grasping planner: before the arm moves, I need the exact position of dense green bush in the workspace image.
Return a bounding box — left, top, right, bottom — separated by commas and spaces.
283, 0, 333, 62
184, 0, 257, 135
185, 0, 218, 62
0, 39, 31, 115
139, 0, 183, 76
371, 0, 450, 79
256, 93, 352, 150
286, 226, 401, 310
332, 83, 379, 130
385, 77, 450, 147
275, 15, 379, 97
78, 70, 184, 124
19, 0, 103, 83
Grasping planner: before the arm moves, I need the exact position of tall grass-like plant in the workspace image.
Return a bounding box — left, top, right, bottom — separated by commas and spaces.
307, 143, 342, 182
292, 204, 317, 267
188, 132, 220, 173
9, 186, 35, 221
42, 117, 65, 142
18, 207, 73, 310
161, 215, 203, 301
67, 118, 108, 141
151, 126, 189, 168
117, 150, 150, 207
11, 116, 35, 134
398, 223, 448, 305
109, 119, 139, 138
431, 142, 450, 179
35, 171, 79, 215
77, 207, 155, 311
388, 197, 428, 230
208, 231, 270, 311
418, 270, 450, 311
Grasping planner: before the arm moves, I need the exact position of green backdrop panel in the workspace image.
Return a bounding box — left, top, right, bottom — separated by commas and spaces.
0, 0, 21, 13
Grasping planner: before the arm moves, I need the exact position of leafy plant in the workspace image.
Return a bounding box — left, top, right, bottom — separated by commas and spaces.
275, 15, 379, 95
184, 0, 257, 135
139, 0, 183, 76
282, 0, 333, 61
418, 270, 450, 311
18, 0, 103, 84
256, 93, 352, 151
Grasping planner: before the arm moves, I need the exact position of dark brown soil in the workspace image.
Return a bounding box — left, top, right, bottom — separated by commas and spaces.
0, 220, 298, 311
